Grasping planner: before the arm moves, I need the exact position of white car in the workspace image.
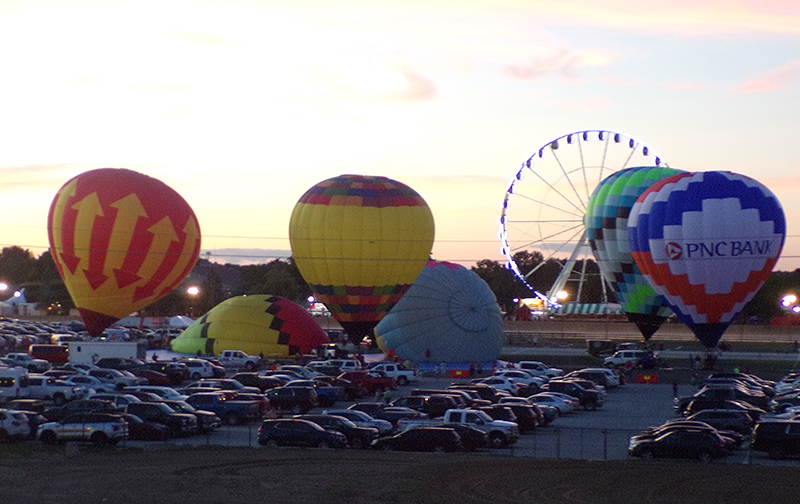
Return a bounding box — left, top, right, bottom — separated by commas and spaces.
478, 377, 526, 395
518, 361, 563, 378
493, 370, 547, 388
60, 374, 113, 393
126, 385, 188, 402
322, 409, 393, 435
527, 393, 575, 414
88, 368, 147, 388
88, 393, 142, 408
0, 408, 33, 441
179, 359, 216, 380
26, 374, 89, 405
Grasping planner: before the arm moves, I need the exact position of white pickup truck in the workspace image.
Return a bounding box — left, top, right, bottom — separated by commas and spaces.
217, 350, 261, 370
3, 353, 51, 373
27, 374, 89, 405
369, 363, 418, 386
398, 408, 520, 448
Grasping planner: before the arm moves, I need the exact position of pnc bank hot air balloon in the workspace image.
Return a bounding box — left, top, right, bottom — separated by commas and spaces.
374, 261, 504, 363
47, 168, 201, 336
289, 175, 435, 345
585, 166, 685, 340
628, 171, 786, 348
170, 295, 329, 358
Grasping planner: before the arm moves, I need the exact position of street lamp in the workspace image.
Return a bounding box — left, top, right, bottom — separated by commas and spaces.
186, 286, 200, 316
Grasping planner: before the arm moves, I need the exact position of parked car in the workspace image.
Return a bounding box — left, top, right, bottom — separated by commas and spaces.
126, 402, 199, 437
26, 374, 88, 405
159, 399, 222, 433
231, 373, 283, 392
675, 385, 769, 414
257, 418, 347, 448
348, 402, 423, 426
179, 359, 217, 379
629, 430, 730, 462
683, 409, 757, 435
121, 413, 170, 441
265, 387, 318, 414
683, 399, 764, 422
371, 427, 462, 452
43, 399, 120, 422
752, 420, 800, 459
294, 414, 378, 449
184, 391, 261, 426
87, 393, 142, 408
37, 412, 129, 445
130, 369, 172, 386
0, 408, 32, 441
322, 408, 394, 435
432, 423, 488, 451
545, 380, 604, 410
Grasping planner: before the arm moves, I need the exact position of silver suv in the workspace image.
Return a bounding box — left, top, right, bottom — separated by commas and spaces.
37, 412, 129, 445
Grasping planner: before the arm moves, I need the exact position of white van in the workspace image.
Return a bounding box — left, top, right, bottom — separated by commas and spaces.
0, 367, 30, 401
603, 350, 648, 367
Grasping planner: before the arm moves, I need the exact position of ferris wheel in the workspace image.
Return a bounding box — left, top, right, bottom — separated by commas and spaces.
499, 129, 668, 308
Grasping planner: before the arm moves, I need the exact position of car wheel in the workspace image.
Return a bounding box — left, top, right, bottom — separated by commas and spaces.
224, 413, 240, 426
191, 372, 201, 380
262, 439, 278, 448
290, 404, 303, 415
53, 393, 66, 406
584, 402, 597, 411
40, 431, 58, 445
397, 376, 408, 386
697, 451, 712, 464
434, 444, 445, 453
244, 362, 255, 371
639, 449, 654, 460
488, 433, 507, 448
90, 432, 109, 446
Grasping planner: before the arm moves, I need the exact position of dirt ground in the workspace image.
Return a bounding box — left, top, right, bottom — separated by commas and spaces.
2, 445, 798, 504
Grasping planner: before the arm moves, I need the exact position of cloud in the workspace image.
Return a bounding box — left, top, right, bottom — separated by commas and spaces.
734, 59, 800, 94
202, 248, 291, 265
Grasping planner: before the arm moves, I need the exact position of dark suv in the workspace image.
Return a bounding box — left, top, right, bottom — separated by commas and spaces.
685, 409, 755, 435
546, 380, 603, 410
752, 420, 800, 459
265, 387, 318, 414
126, 402, 198, 437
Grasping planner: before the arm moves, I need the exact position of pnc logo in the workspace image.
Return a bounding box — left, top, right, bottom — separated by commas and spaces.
665, 242, 683, 260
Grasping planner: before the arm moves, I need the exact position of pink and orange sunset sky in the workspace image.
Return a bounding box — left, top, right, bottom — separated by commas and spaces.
1, 0, 799, 271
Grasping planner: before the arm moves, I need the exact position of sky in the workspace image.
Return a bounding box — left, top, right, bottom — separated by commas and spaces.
1, 0, 800, 275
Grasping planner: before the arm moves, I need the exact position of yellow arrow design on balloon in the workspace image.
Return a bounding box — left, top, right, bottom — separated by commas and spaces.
156, 216, 201, 293
49, 178, 78, 257
136, 216, 178, 282
104, 193, 148, 276
70, 192, 104, 270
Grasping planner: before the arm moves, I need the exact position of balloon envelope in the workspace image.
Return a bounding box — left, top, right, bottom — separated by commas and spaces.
47, 168, 201, 336
585, 166, 684, 339
170, 295, 329, 357
289, 174, 435, 344
628, 171, 786, 347
374, 261, 504, 363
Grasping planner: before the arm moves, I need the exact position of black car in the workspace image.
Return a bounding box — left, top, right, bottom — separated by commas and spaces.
546, 380, 603, 410
674, 385, 769, 414
232, 373, 283, 392
294, 414, 378, 449
683, 399, 764, 421
503, 404, 540, 433
685, 409, 756, 435
43, 399, 120, 422
629, 430, 730, 462
266, 387, 318, 414
348, 402, 422, 426
257, 419, 347, 448
633, 422, 742, 451
126, 402, 198, 437
159, 399, 222, 433
371, 427, 462, 453
95, 358, 146, 371
432, 423, 488, 451
752, 420, 800, 459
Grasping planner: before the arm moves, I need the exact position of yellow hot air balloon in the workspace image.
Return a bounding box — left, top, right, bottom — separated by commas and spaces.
289, 174, 435, 344
170, 295, 329, 358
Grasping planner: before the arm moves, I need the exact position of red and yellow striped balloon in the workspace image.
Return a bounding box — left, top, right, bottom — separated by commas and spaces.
289, 174, 435, 344
47, 168, 201, 336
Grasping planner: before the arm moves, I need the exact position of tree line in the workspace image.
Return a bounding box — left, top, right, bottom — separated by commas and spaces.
0, 245, 795, 321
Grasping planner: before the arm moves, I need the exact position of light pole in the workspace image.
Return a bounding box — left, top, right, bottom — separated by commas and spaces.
186, 286, 200, 317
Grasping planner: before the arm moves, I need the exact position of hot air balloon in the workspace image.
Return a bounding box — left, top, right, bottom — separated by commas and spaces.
47, 168, 201, 336
374, 261, 504, 363
289, 174, 435, 345
170, 295, 329, 357
628, 171, 786, 348
585, 166, 685, 340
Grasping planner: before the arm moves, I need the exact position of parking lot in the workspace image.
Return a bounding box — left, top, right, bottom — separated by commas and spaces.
115, 372, 797, 466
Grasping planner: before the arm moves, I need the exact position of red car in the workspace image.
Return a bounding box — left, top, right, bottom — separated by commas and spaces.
131, 369, 172, 386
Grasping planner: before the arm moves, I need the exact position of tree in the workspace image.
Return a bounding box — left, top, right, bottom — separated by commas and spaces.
471, 259, 530, 314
